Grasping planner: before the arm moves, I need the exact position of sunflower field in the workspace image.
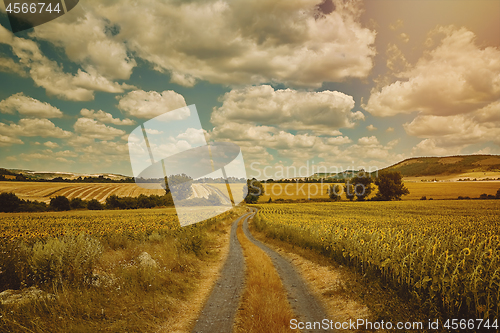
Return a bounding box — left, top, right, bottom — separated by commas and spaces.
253, 200, 500, 319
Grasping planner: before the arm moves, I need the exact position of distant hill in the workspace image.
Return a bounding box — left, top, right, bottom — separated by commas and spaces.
378, 155, 500, 178
5, 169, 131, 181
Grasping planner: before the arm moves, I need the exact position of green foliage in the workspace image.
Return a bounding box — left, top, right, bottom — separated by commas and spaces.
69, 197, 87, 209
163, 174, 193, 200
29, 234, 103, 287
245, 178, 264, 203
344, 183, 355, 201
87, 199, 103, 210
327, 184, 342, 201
0, 192, 22, 212
50, 196, 71, 211
349, 173, 373, 201
374, 171, 409, 201
105, 194, 173, 209
381, 155, 500, 177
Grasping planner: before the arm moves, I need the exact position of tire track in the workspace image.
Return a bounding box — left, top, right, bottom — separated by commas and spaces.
192, 211, 252, 333
193, 208, 333, 333
242, 208, 332, 332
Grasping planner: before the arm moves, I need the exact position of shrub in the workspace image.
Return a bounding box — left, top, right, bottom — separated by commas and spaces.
327, 184, 342, 201
479, 193, 488, 199
420, 196, 427, 200
0, 192, 22, 212
69, 197, 86, 209
49, 196, 71, 211
496, 188, 500, 199
374, 171, 409, 201
87, 199, 103, 210
29, 234, 103, 286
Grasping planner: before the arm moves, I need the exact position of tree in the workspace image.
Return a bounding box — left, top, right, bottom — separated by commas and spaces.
496, 188, 500, 199
207, 193, 221, 206
374, 171, 409, 201
327, 184, 342, 201
69, 197, 86, 209
87, 199, 103, 210
350, 174, 373, 201
244, 178, 264, 203
49, 196, 71, 211
163, 174, 193, 200
0, 192, 21, 212
344, 182, 355, 201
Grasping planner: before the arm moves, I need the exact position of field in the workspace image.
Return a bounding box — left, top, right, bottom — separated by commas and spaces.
0, 182, 165, 203
253, 200, 500, 319
0, 207, 242, 332
259, 181, 500, 201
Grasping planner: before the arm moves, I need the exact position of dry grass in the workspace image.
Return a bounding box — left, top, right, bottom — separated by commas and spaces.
0, 208, 245, 332
156, 210, 238, 333
234, 219, 296, 333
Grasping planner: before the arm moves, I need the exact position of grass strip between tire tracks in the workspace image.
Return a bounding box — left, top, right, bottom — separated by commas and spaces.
233, 215, 297, 333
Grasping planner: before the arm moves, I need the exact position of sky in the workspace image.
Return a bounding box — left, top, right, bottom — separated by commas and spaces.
0, 0, 499, 179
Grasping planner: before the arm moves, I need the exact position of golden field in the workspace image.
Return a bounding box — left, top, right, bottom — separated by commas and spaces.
0, 207, 179, 241
259, 181, 500, 201
1, 181, 498, 205
253, 200, 500, 319
0, 182, 165, 203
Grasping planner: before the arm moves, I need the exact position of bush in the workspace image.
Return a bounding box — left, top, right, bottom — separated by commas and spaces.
29, 234, 103, 286
49, 196, 71, 211
0, 192, 22, 212
69, 197, 87, 209
327, 184, 342, 201
496, 188, 500, 199
420, 196, 427, 200
374, 171, 409, 201
479, 193, 488, 199
87, 199, 103, 210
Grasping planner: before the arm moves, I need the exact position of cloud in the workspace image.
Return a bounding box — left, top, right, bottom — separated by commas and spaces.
0, 26, 135, 101
0, 118, 72, 138
211, 85, 363, 132
0, 134, 23, 146
399, 33, 409, 43
48, 0, 375, 88
73, 118, 126, 140
412, 139, 464, 156
386, 127, 394, 132
0, 57, 27, 76
366, 124, 377, 131
117, 90, 187, 119
0, 92, 63, 118
389, 19, 403, 31
80, 108, 135, 125
145, 129, 163, 135
43, 141, 59, 149
358, 136, 380, 146
385, 43, 410, 72
364, 26, 500, 117
176, 128, 206, 145
30, 11, 137, 80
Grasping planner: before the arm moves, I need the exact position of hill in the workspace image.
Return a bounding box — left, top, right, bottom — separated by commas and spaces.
378, 155, 500, 180
6, 169, 130, 181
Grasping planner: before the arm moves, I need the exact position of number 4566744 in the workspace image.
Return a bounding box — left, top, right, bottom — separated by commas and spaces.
6, 2, 61, 14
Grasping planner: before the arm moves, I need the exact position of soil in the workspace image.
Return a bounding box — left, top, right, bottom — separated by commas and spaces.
193, 208, 330, 333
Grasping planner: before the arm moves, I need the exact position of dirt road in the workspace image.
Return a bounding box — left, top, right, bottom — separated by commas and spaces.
192, 208, 330, 333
